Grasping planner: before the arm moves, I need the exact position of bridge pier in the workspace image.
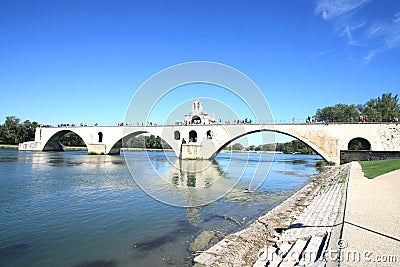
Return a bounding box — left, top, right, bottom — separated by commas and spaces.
181, 144, 203, 159
180, 140, 218, 160
87, 144, 107, 155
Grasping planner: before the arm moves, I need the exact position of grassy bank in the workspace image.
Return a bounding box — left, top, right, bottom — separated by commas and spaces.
0, 144, 18, 149
359, 158, 400, 179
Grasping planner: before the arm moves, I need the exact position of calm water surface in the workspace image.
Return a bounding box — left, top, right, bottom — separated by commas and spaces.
0, 150, 321, 266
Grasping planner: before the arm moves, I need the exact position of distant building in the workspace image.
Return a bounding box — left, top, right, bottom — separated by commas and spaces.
184, 99, 215, 125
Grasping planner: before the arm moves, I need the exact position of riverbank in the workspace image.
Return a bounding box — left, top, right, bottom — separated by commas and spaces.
0, 144, 18, 149
194, 164, 350, 266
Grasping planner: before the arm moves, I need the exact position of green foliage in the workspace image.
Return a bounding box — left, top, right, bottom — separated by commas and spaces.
0, 116, 38, 144
255, 143, 277, 151
315, 93, 400, 122
276, 140, 316, 154
123, 135, 146, 148
231, 143, 244, 151
247, 145, 256, 151
123, 135, 171, 149
145, 135, 163, 149
359, 158, 400, 179
241, 140, 316, 155
316, 104, 359, 122
362, 93, 400, 122
348, 139, 363, 150
60, 132, 85, 147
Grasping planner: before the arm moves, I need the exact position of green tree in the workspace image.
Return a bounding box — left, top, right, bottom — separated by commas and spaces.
60, 132, 85, 146
276, 140, 316, 154
362, 93, 400, 122
123, 135, 146, 148
231, 143, 244, 151
122, 135, 171, 149
247, 145, 256, 151
0, 116, 19, 144
316, 104, 359, 122
0, 116, 38, 144
260, 143, 276, 151
348, 139, 364, 150
144, 135, 167, 149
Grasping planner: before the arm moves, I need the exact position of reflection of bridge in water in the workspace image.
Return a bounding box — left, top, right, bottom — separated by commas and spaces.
126, 157, 245, 207
125, 155, 275, 208
19, 122, 400, 164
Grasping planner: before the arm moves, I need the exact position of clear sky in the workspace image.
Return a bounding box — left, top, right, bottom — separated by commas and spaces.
1, 0, 399, 129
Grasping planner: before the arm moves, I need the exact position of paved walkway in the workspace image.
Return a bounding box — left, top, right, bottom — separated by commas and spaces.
253, 166, 348, 267
340, 162, 400, 266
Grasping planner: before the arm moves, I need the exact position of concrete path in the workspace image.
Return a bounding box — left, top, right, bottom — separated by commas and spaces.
340, 162, 400, 266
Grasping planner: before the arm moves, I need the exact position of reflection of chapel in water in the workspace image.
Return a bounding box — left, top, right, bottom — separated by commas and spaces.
184, 100, 215, 125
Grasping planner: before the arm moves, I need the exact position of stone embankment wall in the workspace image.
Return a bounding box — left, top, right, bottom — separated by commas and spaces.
194, 164, 350, 267
340, 150, 400, 164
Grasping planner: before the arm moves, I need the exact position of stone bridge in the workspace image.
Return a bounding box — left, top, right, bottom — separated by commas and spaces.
18, 123, 400, 164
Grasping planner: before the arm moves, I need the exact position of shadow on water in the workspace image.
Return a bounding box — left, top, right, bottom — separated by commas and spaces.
73, 259, 118, 267
132, 221, 200, 252
277, 170, 311, 177
0, 243, 30, 255
0, 157, 18, 163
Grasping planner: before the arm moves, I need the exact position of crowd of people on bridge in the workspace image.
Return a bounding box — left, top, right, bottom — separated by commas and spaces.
305, 116, 317, 123
46, 115, 399, 129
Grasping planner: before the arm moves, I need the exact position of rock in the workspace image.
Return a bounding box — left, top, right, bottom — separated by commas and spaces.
225, 234, 242, 242
189, 231, 215, 252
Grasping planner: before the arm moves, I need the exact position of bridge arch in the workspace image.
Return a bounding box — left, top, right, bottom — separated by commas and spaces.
43, 130, 87, 151
348, 137, 371, 150
213, 129, 328, 162
109, 130, 177, 155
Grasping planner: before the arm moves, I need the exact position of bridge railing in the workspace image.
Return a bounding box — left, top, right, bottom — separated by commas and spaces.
39, 120, 398, 129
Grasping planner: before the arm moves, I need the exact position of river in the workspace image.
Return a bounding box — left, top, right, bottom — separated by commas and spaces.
0, 150, 321, 267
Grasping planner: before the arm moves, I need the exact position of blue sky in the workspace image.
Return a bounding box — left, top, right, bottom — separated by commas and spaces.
1, 0, 399, 130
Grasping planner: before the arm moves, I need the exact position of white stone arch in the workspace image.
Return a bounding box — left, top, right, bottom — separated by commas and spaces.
212, 129, 329, 162
108, 130, 180, 156
42, 129, 88, 151
347, 136, 372, 150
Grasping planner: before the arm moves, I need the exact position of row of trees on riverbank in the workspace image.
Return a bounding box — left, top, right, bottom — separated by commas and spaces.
227, 140, 316, 154
0, 116, 38, 145
316, 93, 400, 123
